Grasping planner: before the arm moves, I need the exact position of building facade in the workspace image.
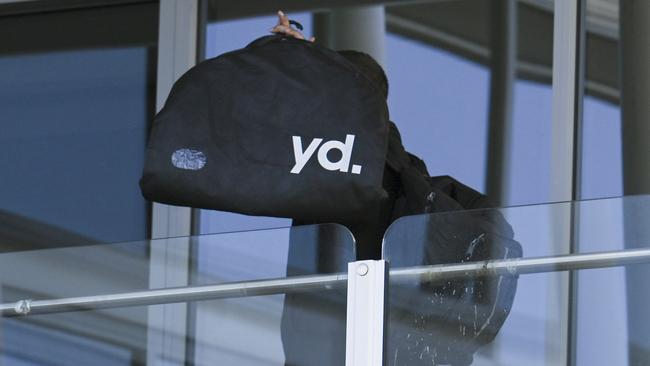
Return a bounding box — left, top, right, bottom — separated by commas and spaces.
0, 0, 649, 365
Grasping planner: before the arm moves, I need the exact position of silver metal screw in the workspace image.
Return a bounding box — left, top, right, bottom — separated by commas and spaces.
357, 263, 369, 276
14, 299, 32, 315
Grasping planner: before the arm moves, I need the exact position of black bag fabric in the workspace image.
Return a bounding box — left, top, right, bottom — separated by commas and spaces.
281, 225, 353, 366
284, 122, 521, 365
384, 124, 523, 365
140, 35, 389, 222
387, 202, 522, 366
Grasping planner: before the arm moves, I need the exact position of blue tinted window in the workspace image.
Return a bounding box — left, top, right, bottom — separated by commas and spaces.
386, 32, 489, 192
0, 48, 151, 246
580, 95, 622, 199
509, 80, 553, 205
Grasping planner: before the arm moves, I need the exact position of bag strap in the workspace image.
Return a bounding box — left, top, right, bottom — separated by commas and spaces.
386, 121, 463, 215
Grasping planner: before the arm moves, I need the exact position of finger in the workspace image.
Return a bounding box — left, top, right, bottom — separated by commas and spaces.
309, 36, 316, 43
275, 11, 286, 28
271, 25, 293, 35
289, 29, 306, 40
270, 25, 285, 33
273, 25, 306, 40
278, 10, 290, 27
271, 25, 292, 35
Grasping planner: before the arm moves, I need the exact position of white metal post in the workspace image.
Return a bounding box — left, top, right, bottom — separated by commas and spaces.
345, 260, 387, 366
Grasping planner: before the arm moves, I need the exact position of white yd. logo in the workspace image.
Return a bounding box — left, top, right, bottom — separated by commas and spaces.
291, 134, 362, 175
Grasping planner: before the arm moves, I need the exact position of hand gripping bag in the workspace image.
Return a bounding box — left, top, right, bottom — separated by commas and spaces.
140, 35, 390, 222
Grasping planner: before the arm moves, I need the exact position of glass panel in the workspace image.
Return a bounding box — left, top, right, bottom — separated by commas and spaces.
387, 0, 555, 205
510, 79, 553, 204
191, 223, 354, 366
510, 1, 555, 205
581, 0, 622, 200
0, 4, 158, 249
383, 194, 650, 365
581, 95, 622, 199
384, 195, 650, 260
385, 0, 491, 191
0, 224, 354, 365
386, 264, 650, 366
1, 306, 149, 365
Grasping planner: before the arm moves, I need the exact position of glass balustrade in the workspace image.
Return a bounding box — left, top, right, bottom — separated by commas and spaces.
383, 194, 650, 366
0, 223, 355, 366
2, 195, 650, 365
189, 224, 355, 366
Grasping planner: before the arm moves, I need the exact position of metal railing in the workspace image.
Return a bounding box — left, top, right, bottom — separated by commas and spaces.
2, 247, 650, 317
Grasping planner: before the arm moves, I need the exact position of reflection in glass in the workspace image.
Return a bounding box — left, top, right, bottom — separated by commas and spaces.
0, 224, 354, 365
384, 204, 522, 365
0, 238, 152, 364
385, 0, 490, 193
0, 5, 157, 250
384, 33, 489, 191
509, 80, 553, 205
190, 224, 354, 365
581, 0, 622, 200
383, 195, 650, 365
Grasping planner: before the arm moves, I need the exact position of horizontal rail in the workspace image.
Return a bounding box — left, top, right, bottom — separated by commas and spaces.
2, 248, 650, 317
0, 273, 347, 317
389, 247, 650, 282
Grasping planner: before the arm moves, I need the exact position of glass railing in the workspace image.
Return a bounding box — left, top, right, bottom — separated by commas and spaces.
383, 194, 650, 366
0, 223, 355, 366
189, 224, 354, 366
2, 195, 650, 365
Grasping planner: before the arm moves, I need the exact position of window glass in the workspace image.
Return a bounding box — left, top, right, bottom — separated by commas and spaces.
509, 79, 553, 205
385, 32, 489, 191
581, 96, 622, 199
580, 0, 622, 200
385, 0, 492, 194
0, 49, 151, 245
577, 1, 643, 365
387, 0, 556, 206
509, 1, 555, 206
0, 5, 157, 249
0, 4, 157, 365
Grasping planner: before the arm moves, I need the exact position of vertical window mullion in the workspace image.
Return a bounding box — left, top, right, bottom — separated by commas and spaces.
147, 2, 200, 366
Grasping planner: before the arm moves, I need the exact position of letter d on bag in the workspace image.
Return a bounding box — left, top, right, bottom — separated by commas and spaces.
318, 134, 355, 173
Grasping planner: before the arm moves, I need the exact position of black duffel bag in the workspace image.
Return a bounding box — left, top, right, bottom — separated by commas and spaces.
385, 129, 522, 365
140, 35, 390, 222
